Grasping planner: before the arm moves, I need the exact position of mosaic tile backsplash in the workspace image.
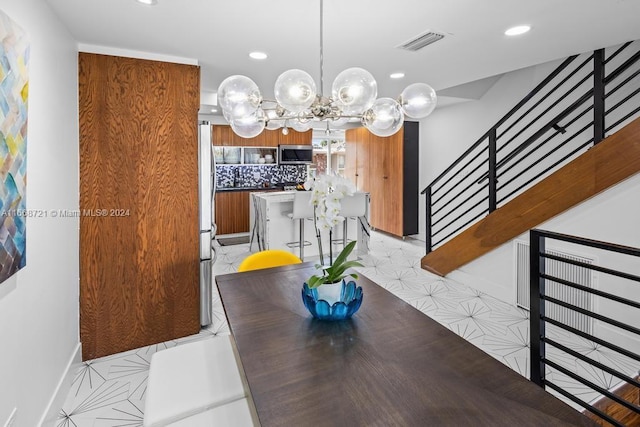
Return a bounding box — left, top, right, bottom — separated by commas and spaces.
216, 165, 307, 189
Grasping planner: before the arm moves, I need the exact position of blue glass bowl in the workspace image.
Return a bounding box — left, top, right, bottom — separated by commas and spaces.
301, 280, 363, 320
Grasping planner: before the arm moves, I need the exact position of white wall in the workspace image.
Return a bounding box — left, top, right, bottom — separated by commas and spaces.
0, 1, 79, 426
419, 60, 561, 192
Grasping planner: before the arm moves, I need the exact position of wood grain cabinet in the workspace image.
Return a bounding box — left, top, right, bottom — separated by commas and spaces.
345, 122, 419, 237
278, 128, 312, 145
215, 191, 251, 235
213, 125, 311, 147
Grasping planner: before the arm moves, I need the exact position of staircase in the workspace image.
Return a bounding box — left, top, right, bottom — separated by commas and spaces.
421, 40, 640, 276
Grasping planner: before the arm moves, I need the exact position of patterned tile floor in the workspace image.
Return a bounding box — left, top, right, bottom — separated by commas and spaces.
55, 231, 637, 426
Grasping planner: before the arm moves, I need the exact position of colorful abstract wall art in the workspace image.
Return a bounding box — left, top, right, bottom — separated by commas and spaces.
0, 9, 28, 284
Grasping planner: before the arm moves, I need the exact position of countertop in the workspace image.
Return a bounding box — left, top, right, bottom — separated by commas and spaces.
216, 185, 285, 193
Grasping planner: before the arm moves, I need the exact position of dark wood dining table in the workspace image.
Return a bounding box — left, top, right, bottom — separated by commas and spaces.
216, 263, 596, 426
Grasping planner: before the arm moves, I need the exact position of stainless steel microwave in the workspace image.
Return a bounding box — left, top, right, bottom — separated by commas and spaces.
278, 145, 313, 164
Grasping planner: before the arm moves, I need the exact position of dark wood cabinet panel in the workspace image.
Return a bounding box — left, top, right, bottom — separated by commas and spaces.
345, 127, 371, 192
213, 125, 234, 146
401, 122, 420, 236
215, 191, 251, 234
79, 53, 201, 360
233, 130, 266, 147
213, 125, 290, 147
278, 129, 312, 145
369, 132, 388, 231
345, 123, 418, 237
344, 133, 357, 185
263, 129, 280, 146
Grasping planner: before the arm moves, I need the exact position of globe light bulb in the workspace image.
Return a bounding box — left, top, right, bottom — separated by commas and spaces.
399, 83, 437, 119
362, 98, 404, 137
332, 67, 377, 116
217, 75, 262, 120
230, 109, 265, 138
274, 69, 317, 113
266, 120, 284, 130
290, 119, 313, 132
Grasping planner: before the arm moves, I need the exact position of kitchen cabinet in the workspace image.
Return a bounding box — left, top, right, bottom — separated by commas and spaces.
215, 188, 282, 235
215, 190, 251, 235
345, 122, 418, 237
278, 128, 312, 145
214, 146, 277, 165
239, 129, 279, 147
213, 124, 234, 146
213, 125, 310, 147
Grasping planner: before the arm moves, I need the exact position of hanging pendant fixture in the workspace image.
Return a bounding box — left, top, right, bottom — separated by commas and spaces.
217, 0, 437, 138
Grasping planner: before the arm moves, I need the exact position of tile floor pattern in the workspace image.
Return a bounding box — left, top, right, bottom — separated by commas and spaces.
56, 231, 638, 426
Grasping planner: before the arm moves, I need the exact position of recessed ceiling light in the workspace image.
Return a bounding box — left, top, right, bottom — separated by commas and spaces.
136, 0, 157, 5
390, 72, 405, 79
211, 108, 218, 113
249, 51, 268, 60
505, 25, 531, 36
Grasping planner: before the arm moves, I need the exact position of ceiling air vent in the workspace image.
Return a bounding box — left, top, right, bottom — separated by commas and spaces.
397, 31, 444, 52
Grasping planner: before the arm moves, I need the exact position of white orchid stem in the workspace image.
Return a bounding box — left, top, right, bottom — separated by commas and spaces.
313, 205, 324, 266
329, 229, 333, 265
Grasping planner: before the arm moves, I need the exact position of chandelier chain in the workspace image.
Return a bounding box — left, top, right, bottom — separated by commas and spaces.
319, 0, 324, 97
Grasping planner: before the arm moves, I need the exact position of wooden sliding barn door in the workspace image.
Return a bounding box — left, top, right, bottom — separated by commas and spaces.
79, 53, 201, 360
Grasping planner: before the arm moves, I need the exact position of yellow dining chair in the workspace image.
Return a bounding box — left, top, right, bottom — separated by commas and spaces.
237, 249, 302, 272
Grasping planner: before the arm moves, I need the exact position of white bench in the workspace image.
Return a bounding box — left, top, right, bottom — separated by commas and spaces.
144, 336, 253, 427
166, 398, 254, 426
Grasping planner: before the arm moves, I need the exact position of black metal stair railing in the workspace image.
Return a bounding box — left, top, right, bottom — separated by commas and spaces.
529, 229, 640, 426
422, 40, 640, 254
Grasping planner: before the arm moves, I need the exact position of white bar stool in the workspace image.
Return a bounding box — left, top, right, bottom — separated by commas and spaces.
336, 192, 367, 248
144, 336, 247, 427
285, 191, 315, 261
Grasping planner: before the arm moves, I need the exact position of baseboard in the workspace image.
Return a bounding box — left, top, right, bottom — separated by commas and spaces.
447, 269, 515, 306
38, 342, 82, 427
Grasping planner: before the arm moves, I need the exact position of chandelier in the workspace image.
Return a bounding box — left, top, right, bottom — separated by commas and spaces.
217, 0, 437, 139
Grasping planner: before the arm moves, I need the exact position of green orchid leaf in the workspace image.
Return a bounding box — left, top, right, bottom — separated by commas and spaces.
307, 275, 323, 288
305, 240, 364, 287
332, 241, 356, 268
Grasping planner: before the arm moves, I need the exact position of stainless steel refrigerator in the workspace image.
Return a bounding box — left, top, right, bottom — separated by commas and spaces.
198, 121, 216, 326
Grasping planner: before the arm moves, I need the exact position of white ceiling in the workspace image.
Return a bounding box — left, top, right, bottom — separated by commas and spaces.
46, 0, 640, 114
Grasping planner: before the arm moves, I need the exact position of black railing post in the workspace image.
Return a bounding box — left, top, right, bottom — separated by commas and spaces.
425, 186, 432, 254
488, 130, 497, 212
530, 229, 546, 387
593, 48, 606, 144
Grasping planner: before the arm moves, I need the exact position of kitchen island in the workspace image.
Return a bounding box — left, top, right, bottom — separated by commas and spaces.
249, 191, 370, 259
